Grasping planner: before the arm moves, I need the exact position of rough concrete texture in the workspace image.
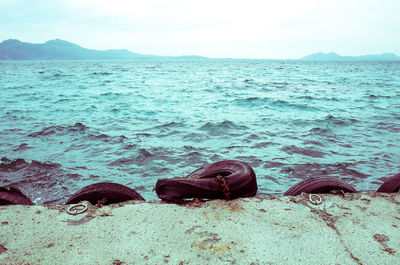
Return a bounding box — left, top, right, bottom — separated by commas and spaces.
0, 192, 399, 264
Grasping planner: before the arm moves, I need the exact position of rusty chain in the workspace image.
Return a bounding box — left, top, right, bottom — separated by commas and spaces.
216, 175, 231, 200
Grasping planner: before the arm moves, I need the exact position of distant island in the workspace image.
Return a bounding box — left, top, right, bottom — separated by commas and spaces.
0, 39, 399, 61
0, 39, 208, 60
301, 51, 400, 61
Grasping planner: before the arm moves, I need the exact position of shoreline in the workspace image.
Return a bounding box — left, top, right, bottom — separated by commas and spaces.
1, 192, 399, 264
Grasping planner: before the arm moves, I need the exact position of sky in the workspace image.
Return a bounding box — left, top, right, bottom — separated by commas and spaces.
0, 0, 399, 59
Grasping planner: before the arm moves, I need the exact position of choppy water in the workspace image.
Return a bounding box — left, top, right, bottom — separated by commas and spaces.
0, 60, 399, 204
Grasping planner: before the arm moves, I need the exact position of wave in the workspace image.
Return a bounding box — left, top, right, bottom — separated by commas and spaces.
99, 92, 133, 98
90, 72, 113, 76
182, 132, 208, 142
232, 97, 265, 107
324, 114, 360, 126
107, 148, 155, 167
152, 121, 186, 131
13, 143, 33, 151
42, 72, 73, 80
26, 122, 129, 145
306, 115, 361, 136
297, 95, 314, 100
27, 122, 88, 137
280, 145, 328, 158
308, 127, 333, 136
302, 140, 325, 147
262, 161, 286, 169
269, 81, 289, 88
366, 94, 391, 99
198, 120, 248, 136
0, 157, 61, 171
278, 162, 369, 180
252, 142, 277, 149
271, 99, 319, 111
107, 157, 137, 167
370, 122, 400, 133
233, 97, 319, 111
0, 157, 75, 204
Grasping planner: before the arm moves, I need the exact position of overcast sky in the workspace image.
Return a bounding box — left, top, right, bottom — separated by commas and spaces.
1, 0, 399, 59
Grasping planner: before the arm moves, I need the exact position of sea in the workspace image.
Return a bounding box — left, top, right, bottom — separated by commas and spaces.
0, 60, 399, 204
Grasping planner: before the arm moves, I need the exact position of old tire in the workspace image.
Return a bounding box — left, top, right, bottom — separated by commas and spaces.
65, 182, 145, 205
0, 187, 34, 205
154, 160, 258, 202
284, 177, 357, 196
377, 173, 400, 193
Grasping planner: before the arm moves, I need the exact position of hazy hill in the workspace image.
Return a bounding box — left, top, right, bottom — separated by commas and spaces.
1, 39, 399, 61
302, 52, 400, 61
0, 39, 208, 60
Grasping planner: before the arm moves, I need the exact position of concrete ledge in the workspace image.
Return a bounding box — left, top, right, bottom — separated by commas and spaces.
1, 192, 399, 264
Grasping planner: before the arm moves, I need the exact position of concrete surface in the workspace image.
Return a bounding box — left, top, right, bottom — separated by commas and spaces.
0, 192, 399, 264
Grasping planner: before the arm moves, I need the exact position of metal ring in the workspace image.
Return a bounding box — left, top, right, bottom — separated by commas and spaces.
309, 194, 323, 205
67, 204, 88, 215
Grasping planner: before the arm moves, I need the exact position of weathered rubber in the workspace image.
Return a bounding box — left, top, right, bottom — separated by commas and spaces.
0, 187, 34, 205
154, 160, 258, 202
377, 173, 400, 193
284, 177, 357, 196
65, 182, 145, 205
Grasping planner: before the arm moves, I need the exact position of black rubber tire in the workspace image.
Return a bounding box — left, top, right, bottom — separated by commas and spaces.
284, 177, 357, 196
0, 187, 34, 205
154, 160, 258, 202
65, 182, 145, 205
377, 173, 400, 193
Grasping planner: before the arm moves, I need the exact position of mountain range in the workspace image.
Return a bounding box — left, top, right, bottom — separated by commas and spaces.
0, 39, 207, 60
301, 51, 400, 61
0, 39, 399, 61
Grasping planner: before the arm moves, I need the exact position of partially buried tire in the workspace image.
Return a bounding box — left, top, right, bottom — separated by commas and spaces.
377, 173, 400, 193
65, 182, 145, 205
154, 160, 258, 202
284, 177, 357, 196
0, 187, 34, 205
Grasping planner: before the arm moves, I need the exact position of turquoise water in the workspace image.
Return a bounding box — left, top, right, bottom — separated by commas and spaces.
0, 60, 399, 203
